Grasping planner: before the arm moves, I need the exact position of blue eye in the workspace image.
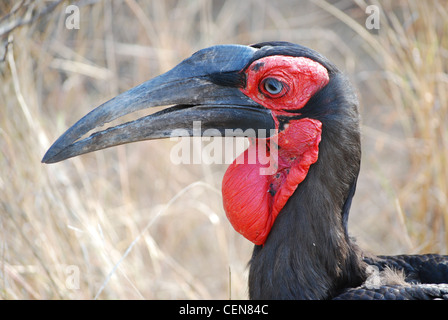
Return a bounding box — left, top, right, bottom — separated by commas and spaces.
262, 78, 284, 95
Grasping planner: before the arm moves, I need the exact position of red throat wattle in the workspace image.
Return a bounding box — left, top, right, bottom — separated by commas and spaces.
222, 55, 329, 245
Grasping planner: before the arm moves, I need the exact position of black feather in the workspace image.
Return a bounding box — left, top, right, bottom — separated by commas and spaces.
207, 71, 246, 88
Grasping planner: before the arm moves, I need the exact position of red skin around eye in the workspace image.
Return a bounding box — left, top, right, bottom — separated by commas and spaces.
241, 56, 329, 114
221, 56, 329, 245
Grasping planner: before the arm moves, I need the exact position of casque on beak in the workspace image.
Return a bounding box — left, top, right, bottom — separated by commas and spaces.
42, 45, 275, 164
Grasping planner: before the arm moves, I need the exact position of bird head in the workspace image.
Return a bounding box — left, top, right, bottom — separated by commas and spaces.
43, 42, 360, 246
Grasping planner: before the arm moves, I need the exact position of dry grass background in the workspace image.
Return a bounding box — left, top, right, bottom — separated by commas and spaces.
0, 0, 447, 299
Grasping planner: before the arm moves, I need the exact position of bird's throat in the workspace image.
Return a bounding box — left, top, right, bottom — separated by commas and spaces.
222, 118, 322, 245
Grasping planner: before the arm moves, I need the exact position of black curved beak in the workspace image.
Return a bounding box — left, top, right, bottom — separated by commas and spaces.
42, 45, 275, 164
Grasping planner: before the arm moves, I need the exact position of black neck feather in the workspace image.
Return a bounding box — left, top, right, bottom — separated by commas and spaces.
248, 72, 368, 299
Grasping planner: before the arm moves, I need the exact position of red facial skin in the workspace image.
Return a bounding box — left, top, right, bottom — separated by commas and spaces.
222, 56, 329, 245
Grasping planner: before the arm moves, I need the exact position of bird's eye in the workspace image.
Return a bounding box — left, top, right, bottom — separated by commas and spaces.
261, 78, 285, 96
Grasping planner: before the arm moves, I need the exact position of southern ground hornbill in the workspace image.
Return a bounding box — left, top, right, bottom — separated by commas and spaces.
43, 42, 448, 300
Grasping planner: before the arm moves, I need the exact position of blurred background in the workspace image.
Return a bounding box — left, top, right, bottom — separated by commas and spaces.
0, 0, 447, 299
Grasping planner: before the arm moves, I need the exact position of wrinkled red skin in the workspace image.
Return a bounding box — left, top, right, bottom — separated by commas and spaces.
222, 56, 329, 245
